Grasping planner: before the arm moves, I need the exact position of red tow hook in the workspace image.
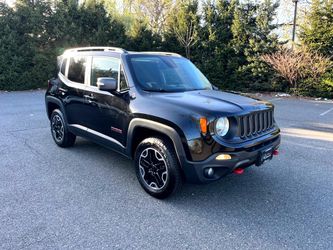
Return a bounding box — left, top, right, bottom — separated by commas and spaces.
273, 149, 279, 156
233, 168, 244, 175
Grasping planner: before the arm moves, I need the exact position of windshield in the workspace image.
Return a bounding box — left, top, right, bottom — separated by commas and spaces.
128, 55, 212, 92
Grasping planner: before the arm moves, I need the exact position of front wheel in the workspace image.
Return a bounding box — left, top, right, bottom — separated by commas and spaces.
134, 137, 182, 199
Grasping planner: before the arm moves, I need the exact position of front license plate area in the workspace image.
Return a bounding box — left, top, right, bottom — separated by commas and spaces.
256, 147, 273, 166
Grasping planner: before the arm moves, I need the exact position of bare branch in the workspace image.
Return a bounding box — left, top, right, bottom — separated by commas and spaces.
261, 46, 332, 94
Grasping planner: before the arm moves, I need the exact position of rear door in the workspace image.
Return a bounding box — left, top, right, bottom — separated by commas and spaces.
58, 55, 91, 127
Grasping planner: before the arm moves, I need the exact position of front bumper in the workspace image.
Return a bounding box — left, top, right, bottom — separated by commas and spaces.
182, 135, 281, 184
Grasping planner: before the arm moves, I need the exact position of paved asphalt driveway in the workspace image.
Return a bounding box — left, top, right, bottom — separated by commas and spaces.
0, 90, 332, 249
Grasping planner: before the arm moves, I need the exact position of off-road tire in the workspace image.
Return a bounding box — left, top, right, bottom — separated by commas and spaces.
50, 109, 76, 147
134, 137, 182, 199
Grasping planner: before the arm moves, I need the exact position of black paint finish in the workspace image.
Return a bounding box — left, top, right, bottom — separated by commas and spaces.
45, 50, 281, 183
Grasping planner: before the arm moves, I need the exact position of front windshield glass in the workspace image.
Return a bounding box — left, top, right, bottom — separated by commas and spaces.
128, 55, 212, 92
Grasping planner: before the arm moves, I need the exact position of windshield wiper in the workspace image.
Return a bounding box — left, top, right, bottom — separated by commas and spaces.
144, 87, 211, 93
144, 88, 174, 93
186, 87, 211, 92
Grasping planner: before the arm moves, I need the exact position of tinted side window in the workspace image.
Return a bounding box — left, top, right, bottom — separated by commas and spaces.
119, 65, 128, 91
68, 57, 86, 84
91, 57, 119, 87
60, 58, 67, 75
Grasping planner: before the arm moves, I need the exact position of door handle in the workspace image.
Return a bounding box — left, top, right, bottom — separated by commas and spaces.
58, 87, 68, 93
58, 88, 67, 96
84, 94, 96, 103
84, 94, 94, 99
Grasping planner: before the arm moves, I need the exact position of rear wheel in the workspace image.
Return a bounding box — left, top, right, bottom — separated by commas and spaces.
134, 137, 182, 199
50, 109, 76, 147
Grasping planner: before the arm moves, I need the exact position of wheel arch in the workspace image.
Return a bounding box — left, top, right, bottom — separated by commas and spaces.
126, 118, 189, 168
45, 96, 68, 123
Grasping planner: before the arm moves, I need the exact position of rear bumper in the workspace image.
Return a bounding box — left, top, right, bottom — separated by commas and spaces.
182, 135, 281, 184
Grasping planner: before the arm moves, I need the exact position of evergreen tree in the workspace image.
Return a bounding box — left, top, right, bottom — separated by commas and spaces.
0, 0, 289, 93
0, 0, 127, 90
127, 19, 162, 51
196, 0, 236, 89
238, 0, 280, 90
51, 0, 126, 49
298, 0, 333, 98
299, 0, 333, 56
0, 0, 55, 90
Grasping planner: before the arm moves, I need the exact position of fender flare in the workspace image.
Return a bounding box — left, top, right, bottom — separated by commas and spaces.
126, 118, 188, 167
45, 96, 68, 124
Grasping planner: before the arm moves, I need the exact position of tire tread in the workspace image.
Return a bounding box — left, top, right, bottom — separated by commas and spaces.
135, 136, 182, 199
50, 109, 76, 148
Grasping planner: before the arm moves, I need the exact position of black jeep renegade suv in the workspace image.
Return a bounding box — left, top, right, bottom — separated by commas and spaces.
45, 46, 280, 198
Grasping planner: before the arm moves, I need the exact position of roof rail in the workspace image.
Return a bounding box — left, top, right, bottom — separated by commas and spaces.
135, 51, 182, 57
64, 46, 127, 54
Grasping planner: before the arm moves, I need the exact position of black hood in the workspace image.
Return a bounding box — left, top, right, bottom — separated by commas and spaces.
146, 90, 273, 117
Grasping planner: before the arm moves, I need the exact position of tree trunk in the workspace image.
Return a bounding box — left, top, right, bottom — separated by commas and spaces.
185, 46, 190, 59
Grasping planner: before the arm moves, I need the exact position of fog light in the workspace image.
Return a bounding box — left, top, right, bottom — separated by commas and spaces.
216, 154, 231, 160
204, 168, 214, 177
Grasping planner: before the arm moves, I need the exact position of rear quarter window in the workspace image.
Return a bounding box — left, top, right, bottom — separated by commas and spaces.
68, 57, 86, 84
60, 58, 67, 75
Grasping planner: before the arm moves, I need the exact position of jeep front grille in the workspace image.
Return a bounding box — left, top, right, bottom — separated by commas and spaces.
238, 109, 274, 139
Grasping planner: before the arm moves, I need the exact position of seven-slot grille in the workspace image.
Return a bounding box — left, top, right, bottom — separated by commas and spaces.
238, 109, 274, 139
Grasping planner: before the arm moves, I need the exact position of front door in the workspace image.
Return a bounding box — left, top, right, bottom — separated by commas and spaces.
84, 56, 130, 147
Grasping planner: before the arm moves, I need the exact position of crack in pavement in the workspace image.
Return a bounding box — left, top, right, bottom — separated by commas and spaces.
5, 127, 48, 134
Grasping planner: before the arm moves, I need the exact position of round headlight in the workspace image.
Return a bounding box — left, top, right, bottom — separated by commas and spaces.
215, 117, 229, 137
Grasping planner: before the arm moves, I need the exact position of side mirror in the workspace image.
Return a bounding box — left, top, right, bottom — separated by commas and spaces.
97, 77, 117, 91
